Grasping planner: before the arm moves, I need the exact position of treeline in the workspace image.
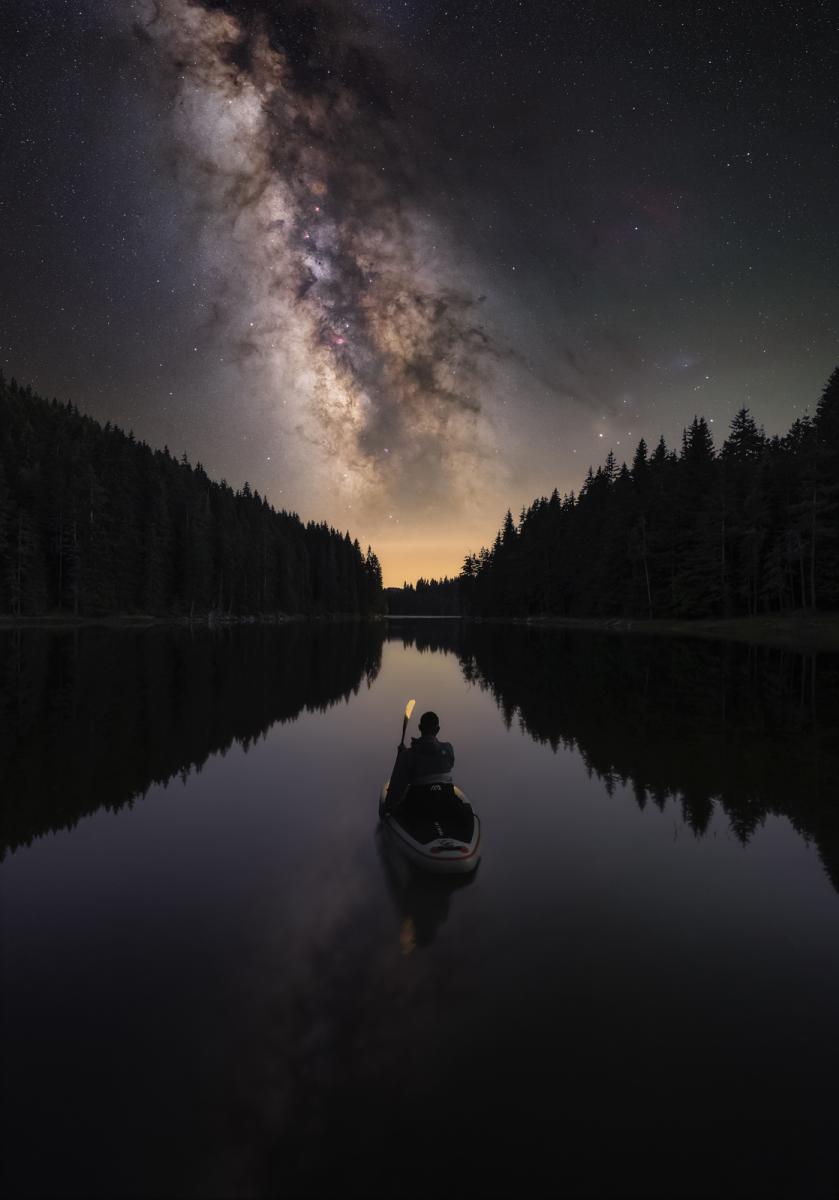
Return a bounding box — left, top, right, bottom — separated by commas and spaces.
385, 576, 461, 615
385, 366, 839, 621
463, 368, 839, 618
0, 374, 385, 617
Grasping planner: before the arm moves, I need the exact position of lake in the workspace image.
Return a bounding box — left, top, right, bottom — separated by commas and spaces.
2, 621, 838, 1196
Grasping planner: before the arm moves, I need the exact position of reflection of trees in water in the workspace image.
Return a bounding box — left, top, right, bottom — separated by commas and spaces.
392, 621, 839, 889
385, 618, 463, 656
451, 626, 839, 892
0, 623, 384, 857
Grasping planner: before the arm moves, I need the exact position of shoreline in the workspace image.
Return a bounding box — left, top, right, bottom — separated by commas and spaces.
508, 612, 839, 651
0, 612, 383, 631
385, 611, 839, 651
2, 611, 838, 650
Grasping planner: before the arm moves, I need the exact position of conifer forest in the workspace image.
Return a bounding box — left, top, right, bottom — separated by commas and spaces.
0, 375, 385, 618
460, 367, 839, 619
3, 369, 837, 623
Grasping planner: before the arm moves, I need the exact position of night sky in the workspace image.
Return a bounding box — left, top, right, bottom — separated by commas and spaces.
1, 0, 837, 584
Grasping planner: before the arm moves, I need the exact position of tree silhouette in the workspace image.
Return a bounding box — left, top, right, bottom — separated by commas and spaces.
458, 368, 839, 619
0, 375, 385, 618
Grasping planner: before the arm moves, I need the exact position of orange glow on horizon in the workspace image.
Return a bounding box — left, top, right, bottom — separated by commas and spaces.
375, 532, 476, 588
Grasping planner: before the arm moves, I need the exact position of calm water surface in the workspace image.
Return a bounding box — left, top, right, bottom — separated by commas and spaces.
2, 622, 838, 1196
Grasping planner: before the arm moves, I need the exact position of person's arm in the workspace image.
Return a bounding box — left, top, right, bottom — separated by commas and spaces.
387, 746, 411, 807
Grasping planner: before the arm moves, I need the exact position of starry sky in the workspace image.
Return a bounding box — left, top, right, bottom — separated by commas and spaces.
1, 0, 837, 584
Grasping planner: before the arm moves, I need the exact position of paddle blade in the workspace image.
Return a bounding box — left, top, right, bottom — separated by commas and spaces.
404, 698, 416, 722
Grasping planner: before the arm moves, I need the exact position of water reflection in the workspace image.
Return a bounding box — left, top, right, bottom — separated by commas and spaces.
5, 619, 837, 891
376, 824, 478, 952
0, 623, 384, 858
388, 621, 839, 892
3, 619, 839, 1196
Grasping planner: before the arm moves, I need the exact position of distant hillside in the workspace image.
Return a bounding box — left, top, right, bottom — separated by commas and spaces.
0, 374, 384, 618
385, 577, 460, 616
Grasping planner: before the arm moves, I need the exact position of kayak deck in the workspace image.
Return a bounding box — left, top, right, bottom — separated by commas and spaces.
379, 781, 481, 875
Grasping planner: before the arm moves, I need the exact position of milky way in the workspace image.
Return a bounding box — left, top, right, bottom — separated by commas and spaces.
136, 0, 513, 533
2, 0, 836, 582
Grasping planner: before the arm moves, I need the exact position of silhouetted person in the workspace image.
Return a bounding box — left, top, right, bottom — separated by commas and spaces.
385, 710, 455, 812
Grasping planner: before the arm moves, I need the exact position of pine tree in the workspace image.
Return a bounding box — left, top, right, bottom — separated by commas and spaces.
720, 409, 767, 614
811, 367, 839, 606
0, 377, 384, 618
0, 458, 10, 611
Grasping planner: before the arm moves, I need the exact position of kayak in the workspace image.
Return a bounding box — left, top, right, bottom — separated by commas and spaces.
379, 780, 481, 875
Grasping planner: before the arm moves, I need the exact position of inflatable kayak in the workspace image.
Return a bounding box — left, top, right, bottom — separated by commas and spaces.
379, 781, 481, 875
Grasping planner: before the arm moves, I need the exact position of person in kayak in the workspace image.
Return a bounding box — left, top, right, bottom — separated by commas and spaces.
385, 710, 455, 811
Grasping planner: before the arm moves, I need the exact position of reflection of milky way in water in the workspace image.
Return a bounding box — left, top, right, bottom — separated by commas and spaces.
141, 0, 506, 520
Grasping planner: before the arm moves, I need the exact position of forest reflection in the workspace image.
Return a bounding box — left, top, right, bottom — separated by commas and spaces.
4, 620, 838, 895
0, 622, 384, 858
389, 620, 839, 893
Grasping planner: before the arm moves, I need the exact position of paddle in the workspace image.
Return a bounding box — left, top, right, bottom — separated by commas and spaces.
401, 698, 416, 748
381, 698, 415, 817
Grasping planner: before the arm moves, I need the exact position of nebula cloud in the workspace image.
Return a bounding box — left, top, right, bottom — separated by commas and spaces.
135, 0, 508, 524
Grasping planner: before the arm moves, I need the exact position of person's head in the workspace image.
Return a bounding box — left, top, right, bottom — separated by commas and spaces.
418, 711, 440, 736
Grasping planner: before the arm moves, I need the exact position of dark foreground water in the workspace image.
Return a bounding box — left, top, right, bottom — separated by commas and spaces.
2, 621, 838, 1197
